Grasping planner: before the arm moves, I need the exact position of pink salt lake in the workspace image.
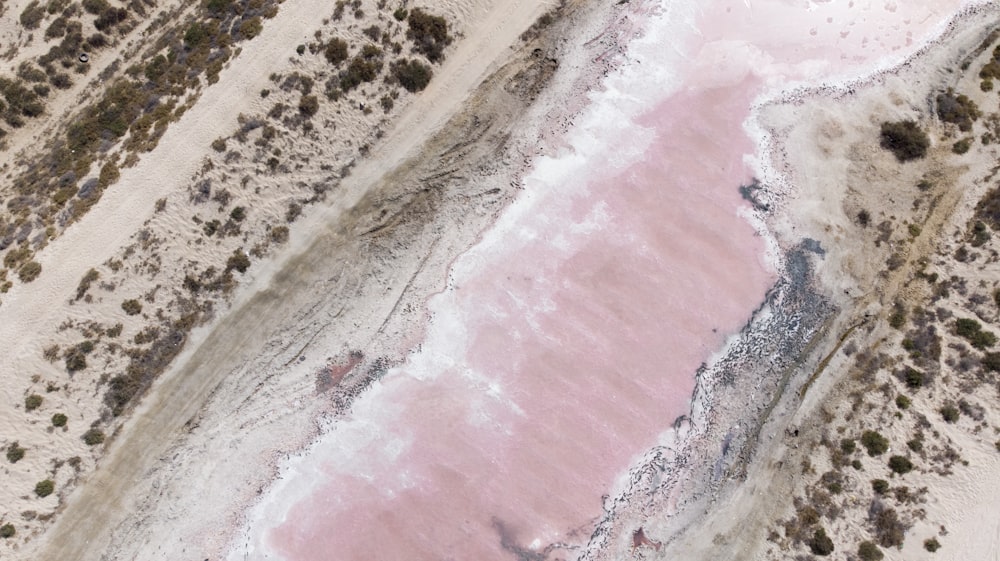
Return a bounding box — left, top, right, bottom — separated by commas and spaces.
240, 1, 966, 559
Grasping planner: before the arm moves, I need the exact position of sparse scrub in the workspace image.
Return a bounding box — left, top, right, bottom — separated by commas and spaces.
121, 298, 142, 315
18, 260, 42, 283
82, 428, 105, 445
808, 527, 835, 556
406, 8, 452, 63
936, 89, 980, 131
25, 394, 43, 411
390, 58, 433, 92
880, 120, 929, 162
6, 442, 26, 463
888, 455, 914, 475
895, 394, 911, 409
861, 430, 889, 456
34, 479, 54, 497
940, 404, 960, 423
858, 540, 883, 561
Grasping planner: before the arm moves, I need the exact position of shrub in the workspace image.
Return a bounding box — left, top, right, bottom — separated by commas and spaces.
808, 527, 834, 556
64, 348, 86, 371
34, 479, 54, 497
25, 394, 43, 411
869, 502, 906, 547
238, 16, 262, 40
936, 89, 979, 131
407, 8, 452, 62
6, 442, 25, 463
393, 7, 407, 20
298, 94, 319, 117
880, 120, 929, 162
18, 260, 42, 282
324, 37, 348, 65
82, 428, 105, 445
858, 540, 883, 561
0, 523, 14, 538
902, 367, 926, 389
121, 298, 142, 315
229, 206, 246, 221
924, 538, 940, 552
51, 413, 67, 427
390, 58, 433, 92
888, 455, 913, 475
871, 479, 889, 494
954, 317, 996, 349
895, 394, 911, 409
20, 1, 46, 29
940, 404, 960, 423
840, 439, 856, 454
270, 225, 289, 244
339, 45, 383, 91
861, 430, 889, 456
983, 352, 1000, 372
952, 137, 972, 154
226, 250, 250, 273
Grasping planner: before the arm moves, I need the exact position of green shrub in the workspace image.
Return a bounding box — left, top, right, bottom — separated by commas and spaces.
406, 8, 452, 63
390, 58, 433, 92
82, 428, 105, 445
808, 527, 834, 556
238, 16, 262, 39
393, 7, 407, 20
907, 438, 923, 452
982, 79, 994, 92
6, 442, 25, 463
18, 260, 42, 282
861, 430, 889, 456
20, 1, 46, 29
858, 541, 883, 561
940, 404, 960, 423
0, 523, 14, 538
121, 298, 142, 315
226, 250, 250, 273
324, 37, 348, 65
298, 94, 319, 117
840, 439, 856, 454
888, 301, 907, 328
270, 225, 289, 244
888, 455, 914, 475
902, 367, 926, 389
25, 394, 42, 411
340, 47, 383, 90
184, 22, 209, 48
937, 89, 980, 131
871, 479, 889, 494
895, 394, 911, 409
954, 317, 996, 349
924, 538, 941, 552
51, 413, 67, 427
229, 206, 246, 221
880, 120, 929, 162
34, 479, 54, 497
952, 138, 973, 154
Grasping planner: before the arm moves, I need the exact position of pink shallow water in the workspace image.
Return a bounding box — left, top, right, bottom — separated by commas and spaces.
257, 1, 965, 559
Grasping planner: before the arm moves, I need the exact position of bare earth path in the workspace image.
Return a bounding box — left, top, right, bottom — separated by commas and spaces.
17, 0, 553, 559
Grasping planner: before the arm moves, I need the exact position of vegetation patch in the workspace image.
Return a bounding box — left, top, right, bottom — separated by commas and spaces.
880, 120, 929, 162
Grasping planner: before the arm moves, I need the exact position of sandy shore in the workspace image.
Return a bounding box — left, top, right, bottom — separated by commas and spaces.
0, 0, 648, 559
635, 5, 1000, 560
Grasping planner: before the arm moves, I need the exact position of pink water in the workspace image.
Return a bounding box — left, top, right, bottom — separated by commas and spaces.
237, 1, 967, 559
